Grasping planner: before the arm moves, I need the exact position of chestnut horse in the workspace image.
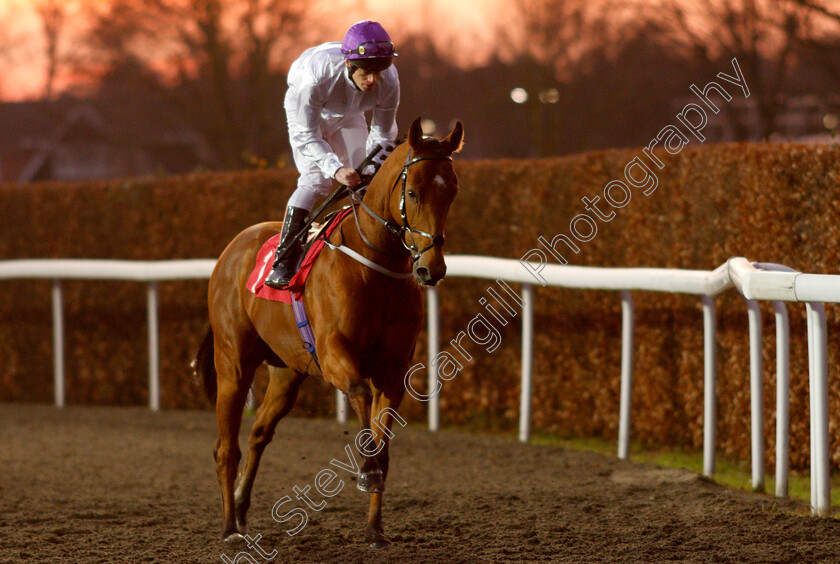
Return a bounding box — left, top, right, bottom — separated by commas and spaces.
194, 118, 463, 547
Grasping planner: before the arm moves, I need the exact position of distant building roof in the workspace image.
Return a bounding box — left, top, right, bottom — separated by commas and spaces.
0, 96, 215, 183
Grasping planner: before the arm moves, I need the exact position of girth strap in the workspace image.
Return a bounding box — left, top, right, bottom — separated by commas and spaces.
291, 295, 320, 370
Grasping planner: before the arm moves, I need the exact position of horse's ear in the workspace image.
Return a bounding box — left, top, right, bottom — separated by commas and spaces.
441, 121, 464, 155
408, 117, 423, 148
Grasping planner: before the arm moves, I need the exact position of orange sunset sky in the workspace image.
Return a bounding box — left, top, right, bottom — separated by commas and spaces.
0, 0, 506, 100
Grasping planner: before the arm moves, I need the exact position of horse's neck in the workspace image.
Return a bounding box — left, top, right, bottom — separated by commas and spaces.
345, 173, 411, 269
360, 172, 391, 220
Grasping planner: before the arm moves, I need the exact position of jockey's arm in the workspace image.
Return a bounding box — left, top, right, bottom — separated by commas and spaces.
288, 77, 345, 181
366, 66, 400, 157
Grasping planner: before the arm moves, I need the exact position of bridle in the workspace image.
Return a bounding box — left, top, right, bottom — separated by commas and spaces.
348, 148, 452, 263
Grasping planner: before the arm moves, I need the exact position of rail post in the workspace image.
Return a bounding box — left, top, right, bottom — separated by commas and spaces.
147, 281, 160, 411
702, 295, 717, 476
427, 286, 440, 431
518, 284, 534, 442
806, 302, 830, 515
52, 280, 65, 408
745, 299, 763, 492
772, 301, 790, 498
617, 291, 634, 460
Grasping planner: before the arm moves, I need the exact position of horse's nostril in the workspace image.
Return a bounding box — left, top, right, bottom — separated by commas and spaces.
415, 267, 430, 281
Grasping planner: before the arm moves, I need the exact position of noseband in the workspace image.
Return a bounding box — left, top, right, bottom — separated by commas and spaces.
349, 148, 452, 263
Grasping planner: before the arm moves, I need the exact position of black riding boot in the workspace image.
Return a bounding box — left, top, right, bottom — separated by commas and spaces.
264, 206, 309, 289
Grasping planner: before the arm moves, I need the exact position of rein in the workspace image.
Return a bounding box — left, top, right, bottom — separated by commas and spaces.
347, 149, 452, 264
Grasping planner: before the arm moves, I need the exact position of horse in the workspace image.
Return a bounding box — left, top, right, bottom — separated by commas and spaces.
193, 117, 464, 547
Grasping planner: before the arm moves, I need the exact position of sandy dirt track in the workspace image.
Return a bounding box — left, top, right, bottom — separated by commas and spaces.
1, 403, 840, 563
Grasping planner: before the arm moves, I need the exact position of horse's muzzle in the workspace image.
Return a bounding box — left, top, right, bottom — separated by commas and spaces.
414, 264, 446, 286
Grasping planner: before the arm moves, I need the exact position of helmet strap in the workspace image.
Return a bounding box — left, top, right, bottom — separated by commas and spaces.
346, 63, 363, 91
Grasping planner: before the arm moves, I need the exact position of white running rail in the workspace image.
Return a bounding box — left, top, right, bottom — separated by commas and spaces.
0, 259, 216, 411
0, 256, 835, 515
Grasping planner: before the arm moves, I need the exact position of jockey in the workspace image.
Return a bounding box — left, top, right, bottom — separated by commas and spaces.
264, 20, 400, 289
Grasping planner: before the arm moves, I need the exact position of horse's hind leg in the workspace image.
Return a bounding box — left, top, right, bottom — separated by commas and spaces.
234, 365, 307, 533
214, 339, 261, 542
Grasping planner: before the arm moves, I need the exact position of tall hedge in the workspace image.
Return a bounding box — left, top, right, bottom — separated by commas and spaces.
1, 142, 839, 471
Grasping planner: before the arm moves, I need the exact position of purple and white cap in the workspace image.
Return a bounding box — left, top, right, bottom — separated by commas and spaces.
341, 20, 397, 60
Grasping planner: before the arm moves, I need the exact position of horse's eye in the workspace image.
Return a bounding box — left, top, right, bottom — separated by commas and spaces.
407, 190, 418, 200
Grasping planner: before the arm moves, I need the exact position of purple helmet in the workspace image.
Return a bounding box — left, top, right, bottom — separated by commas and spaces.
341, 20, 397, 64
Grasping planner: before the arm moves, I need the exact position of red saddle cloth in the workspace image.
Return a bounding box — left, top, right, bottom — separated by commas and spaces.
246, 208, 352, 303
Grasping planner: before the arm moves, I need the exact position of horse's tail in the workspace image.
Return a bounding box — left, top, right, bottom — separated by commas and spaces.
193, 325, 217, 404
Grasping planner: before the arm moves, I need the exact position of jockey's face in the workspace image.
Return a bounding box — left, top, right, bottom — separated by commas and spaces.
346, 61, 382, 91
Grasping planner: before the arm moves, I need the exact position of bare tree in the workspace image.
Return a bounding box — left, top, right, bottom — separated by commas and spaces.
651, 0, 816, 140
83, 0, 312, 168
36, 0, 65, 100
0, 3, 31, 100
491, 0, 595, 155
788, 0, 840, 81
793, 0, 840, 23
0, 27, 10, 99
502, 0, 613, 79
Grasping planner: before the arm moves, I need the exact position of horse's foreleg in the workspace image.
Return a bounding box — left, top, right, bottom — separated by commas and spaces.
235, 366, 306, 533
365, 386, 405, 549
347, 381, 384, 492
323, 334, 383, 492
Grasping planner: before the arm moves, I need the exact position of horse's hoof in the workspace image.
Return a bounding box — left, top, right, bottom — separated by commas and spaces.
224, 532, 245, 543
369, 537, 391, 549
357, 470, 385, 493
234, 509, 249, 536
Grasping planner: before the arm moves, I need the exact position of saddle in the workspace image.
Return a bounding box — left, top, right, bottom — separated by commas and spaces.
244, 206, 354, 371
246, 206, 353, 304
